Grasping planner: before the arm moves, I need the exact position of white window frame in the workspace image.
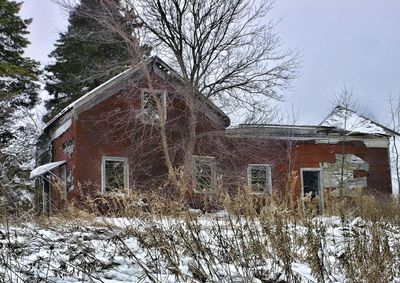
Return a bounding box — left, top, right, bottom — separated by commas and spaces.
247, 164, 272, 193
193, 156, 217, 193
140, 89, 167, 124
300, 167, 324, 211
101, 156, 129, 193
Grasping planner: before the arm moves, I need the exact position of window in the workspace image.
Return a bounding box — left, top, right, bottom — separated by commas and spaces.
101, 156, 129, 193
141, 89, 167, 123
193, 156, 216, 192
247, 164, 272, 193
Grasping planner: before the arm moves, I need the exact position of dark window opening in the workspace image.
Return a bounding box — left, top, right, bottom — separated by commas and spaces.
43, 173, 51, 216
302, 170, 320, 198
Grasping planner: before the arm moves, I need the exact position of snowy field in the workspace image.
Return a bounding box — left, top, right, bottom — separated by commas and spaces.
1, 212, 400, 282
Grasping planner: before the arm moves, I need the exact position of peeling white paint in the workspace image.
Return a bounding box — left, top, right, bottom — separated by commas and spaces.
316, 138, 388, 148
321, 154, 369, 190
63, 139, 74, 157
363, 139, 389, 148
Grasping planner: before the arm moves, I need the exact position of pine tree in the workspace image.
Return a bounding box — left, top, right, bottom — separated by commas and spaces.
0, 0, 41, 209
0, 0, 40, 151
44, 0, 134, 122
0, 0, 40, 118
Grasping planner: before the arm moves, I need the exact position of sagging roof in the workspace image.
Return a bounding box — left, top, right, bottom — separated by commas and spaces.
45, 56, 230, 130
227, 105, 399, 140
227, 124, 343, 139
320, 105, 399, 137
226, 122, 392, 140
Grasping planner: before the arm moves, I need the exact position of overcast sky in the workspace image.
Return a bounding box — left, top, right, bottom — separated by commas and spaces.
19, 0, 400, 125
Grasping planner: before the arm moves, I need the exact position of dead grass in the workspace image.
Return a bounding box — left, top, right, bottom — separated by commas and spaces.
0, 188, 399, 282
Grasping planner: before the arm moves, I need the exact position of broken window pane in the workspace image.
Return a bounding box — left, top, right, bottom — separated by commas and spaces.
142, 91, 165, 123
194, 157, 215, 192
248, 165, 271, 192
105, 160, 125, 192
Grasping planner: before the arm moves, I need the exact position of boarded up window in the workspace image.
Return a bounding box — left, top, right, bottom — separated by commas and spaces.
247, 164, 272, 193
193, 156, 216, 192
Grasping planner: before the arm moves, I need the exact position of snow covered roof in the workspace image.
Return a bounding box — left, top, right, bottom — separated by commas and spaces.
320, 106, 399, 136
30, 161, 66, 179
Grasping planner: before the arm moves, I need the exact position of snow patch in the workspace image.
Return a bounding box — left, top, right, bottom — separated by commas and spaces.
30, 160, 66, 179
321, 107, 388, 135
51, 119, 72, 140
1, 215, 399, 282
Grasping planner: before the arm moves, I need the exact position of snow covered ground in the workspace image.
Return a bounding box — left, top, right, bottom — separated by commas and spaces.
0, 213, 399, 282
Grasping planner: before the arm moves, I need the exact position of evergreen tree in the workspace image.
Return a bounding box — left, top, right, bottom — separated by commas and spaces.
0, 0, 41, 209
0, 0, 40, 120
0, 0, 40, 152
44, 0, 134, 122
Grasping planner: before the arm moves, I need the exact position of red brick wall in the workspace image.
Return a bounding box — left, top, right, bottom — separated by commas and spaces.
291, 140, 392, 197
71, 81, 294, 202
49, 73, 392, 208
73, 74, 224, 196
51, 120, 76, 210
193, 135, 289, 190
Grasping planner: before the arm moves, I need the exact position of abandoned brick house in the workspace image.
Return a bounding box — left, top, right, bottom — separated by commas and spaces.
31, 56, 397, 213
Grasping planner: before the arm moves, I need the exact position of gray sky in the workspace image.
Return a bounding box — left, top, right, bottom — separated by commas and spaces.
19, 0, 400, 125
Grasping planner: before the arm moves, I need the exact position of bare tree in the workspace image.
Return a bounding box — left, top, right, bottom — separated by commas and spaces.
56, 0, 298, 190
332, 87, 359, 192
136, 0, 297, 175
137, 0, 298, 101
324, 86, 375, 196
388, 95, 400, 195
58, 0, 180, 185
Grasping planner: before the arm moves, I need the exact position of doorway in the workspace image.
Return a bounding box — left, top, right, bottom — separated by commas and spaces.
301, 168, 323, 211
42, 174, 51, 216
